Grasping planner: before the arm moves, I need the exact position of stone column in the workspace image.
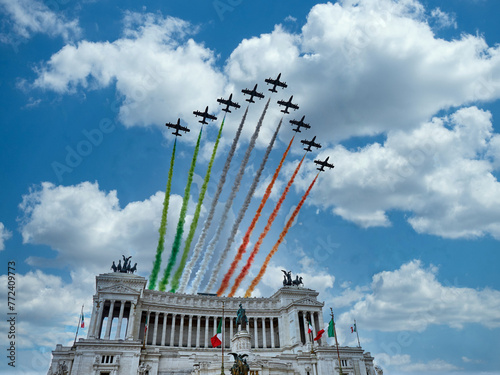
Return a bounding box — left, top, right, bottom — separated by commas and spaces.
93, 299, 105, 339
104, 300, 115, 340
87, 299, 98, 339
170, 314, 177, 347
204, 317, 209, 348
303, 312, 310, 343
126, 303, 136, 340
213, 316, 217, 335
230, 317, 233, 340
114, 301, 126, 340
152, 312, 160, 345
161, 314, 167, 346
179, 315, 185, 347
262, 318, 267, 348
254, 318, 259, 348
196, 315, 201, 348
187, 315, 193, 347
295, 310, 301, 345
270, 318, 275, 348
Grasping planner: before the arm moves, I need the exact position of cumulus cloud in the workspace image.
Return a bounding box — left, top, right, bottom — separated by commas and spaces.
18, 181, 189, 275
226, 0, 500, 142
294, 106, 500, 238
0, 222, 12, 250
32, 12, 226, 137
0, 0, 81, 43
375, 354, 459, 373
0, 270, 92, 350
338, 260, 500, 332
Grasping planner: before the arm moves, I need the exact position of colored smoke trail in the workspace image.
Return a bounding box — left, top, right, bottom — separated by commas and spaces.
158, 128, 203, 291
227, 152, 306, 297
148, 140, 177, 290
169, 118, 225, 292
216, 124, 291, 296
177, 108, 248, 293
192, 98, 271, 293
244, 173, 320, 298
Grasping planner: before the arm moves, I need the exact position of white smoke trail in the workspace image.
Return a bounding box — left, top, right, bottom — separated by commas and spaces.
191, 98, 271, 293
206, 118, 283, 293
177, 108, 249, 293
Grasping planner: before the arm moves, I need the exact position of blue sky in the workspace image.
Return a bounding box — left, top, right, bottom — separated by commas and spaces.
1, 0, 500, 374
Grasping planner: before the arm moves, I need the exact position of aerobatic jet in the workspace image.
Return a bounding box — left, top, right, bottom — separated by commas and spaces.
314, 156, 334, 172
193, 106, 218, 124
289, 115, 310, 132
217, 93, 241, 113
301, 136, 322, 152
278, 95, 299, 114
165, 118, 190, 137
265, 73, 288, 92
241, 84, 265, 103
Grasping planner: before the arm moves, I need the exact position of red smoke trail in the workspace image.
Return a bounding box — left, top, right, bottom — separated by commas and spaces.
216, 136, 295, 296
226, 152, 306, 297
244, 173, 319, 298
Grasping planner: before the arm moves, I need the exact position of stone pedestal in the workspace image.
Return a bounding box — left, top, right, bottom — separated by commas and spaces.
231, 330, 251, 355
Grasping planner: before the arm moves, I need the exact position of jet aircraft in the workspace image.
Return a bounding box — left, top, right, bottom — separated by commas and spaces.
289, 115, 310, 132
217, 93, 241, 113
278, 95, 299, 114
314, 156, 334, 172
241, 84, 265, 103
193, 106, 217, 124
165, 118, 190, 137
265, 73, 288, 92
301, 136, 322, 152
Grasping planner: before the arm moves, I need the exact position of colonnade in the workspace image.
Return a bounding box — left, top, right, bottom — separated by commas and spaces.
139, 312, 281, 349
88, 299, 135, 340
296, 310, 323, 346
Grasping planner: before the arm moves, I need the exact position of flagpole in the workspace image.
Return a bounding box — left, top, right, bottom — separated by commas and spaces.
355, 319, 361, 348
330, 308, 343, 375
221, 301, 225, 375
73, 304, 84, 347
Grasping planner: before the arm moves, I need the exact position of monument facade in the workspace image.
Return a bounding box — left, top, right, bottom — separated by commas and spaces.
47, 272, 378, 375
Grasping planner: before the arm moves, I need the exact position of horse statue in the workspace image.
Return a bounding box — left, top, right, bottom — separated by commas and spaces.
129, 263, 137, 274
236, 303, 248, 329
229, 353, 249, 375
281, 270, 292, 286
292, 276, 303, 286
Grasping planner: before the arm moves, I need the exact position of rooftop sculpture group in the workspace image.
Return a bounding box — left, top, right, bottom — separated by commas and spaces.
281, 270, 303, 287
110, 255, 137, 274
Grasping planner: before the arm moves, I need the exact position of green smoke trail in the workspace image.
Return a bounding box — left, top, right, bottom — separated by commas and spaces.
169, 118, 225, 292
148, 140, 177, 290
158, 128, 203, 291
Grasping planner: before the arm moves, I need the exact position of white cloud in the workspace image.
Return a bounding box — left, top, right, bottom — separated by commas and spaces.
0, 270, 93, 350
32, 12, 226, 138
0, 222, 12, 250
339, 260, 500, 332
430, 8, 457, 29
294, 106, 500, 239
18, 181, 188, 275
0, 0, 81, 43
226, 0, 500, 143
375, 354, 460, 373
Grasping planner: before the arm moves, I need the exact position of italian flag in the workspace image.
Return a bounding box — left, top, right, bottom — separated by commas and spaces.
327, 318, 335, 338
307, 320, 313, 334
314, 325, 327, 341
80, 311, 85, 328
211, 318, 223, 347
351, 323, 357, 333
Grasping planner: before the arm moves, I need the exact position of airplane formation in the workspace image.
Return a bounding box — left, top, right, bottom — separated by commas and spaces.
165, 73, 333, 172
